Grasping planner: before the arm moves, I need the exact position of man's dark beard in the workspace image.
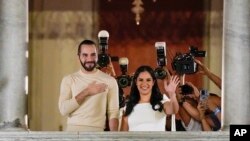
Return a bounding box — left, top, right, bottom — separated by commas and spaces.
81, 61, 97, 72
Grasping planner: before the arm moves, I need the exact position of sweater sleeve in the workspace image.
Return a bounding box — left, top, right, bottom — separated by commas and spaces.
58, 76, 80, 116
107, 78, 119, 120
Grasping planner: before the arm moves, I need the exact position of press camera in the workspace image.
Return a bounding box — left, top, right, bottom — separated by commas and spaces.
97, 30, 110, 68
180, 84, 194, 95
154, 42, 167, 79
117, 57, 132, 88
172, 46, 206, 74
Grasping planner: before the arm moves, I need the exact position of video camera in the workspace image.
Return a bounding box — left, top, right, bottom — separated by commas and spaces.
172, 46, 206, 74
154, 42, 167, 79
97, 30, 110, 68
117, 57, 133, 88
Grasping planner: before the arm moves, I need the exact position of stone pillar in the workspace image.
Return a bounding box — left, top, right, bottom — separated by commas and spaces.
222, 0, 250, 130
0, 0, 28, 130
206, 0, 223, 95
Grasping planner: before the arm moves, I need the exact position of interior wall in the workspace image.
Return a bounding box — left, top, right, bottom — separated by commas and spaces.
99, 0, 206, 94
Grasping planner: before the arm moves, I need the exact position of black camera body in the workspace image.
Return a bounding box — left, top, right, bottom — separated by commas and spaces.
172, 46, 206, 74
97, 30, 110, 68
156, 45, 166, 67
180, 84, 194, 95
117, 58, 132, 88
189, 46, 206, 57
154, 42, 167, 79
172, 53, 196, 74
117, 75, 132, 88
98, 53, 110, 68
154, 67, 167, 80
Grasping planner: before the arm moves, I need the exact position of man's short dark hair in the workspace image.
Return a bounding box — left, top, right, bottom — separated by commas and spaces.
78, 40, 96, 55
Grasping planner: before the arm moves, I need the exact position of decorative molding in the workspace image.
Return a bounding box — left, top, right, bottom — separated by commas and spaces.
131, 0, 144, 25
29, 11, 98, 39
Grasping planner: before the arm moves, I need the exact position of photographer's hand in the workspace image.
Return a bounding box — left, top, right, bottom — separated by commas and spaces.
197, 102, 212, 131
100, 56, 116, 77
185, 81, 200, 99
194, 59, 209, 75
195, 59, 221, 89
197, 102, 206, 120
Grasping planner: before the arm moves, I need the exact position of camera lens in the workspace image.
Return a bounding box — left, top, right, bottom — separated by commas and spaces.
117, 75, 130, 88
180, 84, 194, 95
154, 67, 167, 79
98, 53, 110, 68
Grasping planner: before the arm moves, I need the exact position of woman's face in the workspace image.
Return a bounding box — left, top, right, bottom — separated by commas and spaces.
136, 71, 154, 95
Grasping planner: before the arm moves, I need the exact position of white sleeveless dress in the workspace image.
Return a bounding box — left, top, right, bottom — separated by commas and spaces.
127, 95, 169, 131
128, 103, 166, 131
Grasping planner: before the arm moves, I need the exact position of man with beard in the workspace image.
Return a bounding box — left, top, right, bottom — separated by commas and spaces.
59, 40, 119, 131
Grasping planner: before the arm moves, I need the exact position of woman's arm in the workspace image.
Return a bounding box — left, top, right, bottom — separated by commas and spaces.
120, 115, 129, 131
163, 75, 180, 114
197, 102, 212, 131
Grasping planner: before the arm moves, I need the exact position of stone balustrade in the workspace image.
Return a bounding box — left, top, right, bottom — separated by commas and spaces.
0, 131, 229, 141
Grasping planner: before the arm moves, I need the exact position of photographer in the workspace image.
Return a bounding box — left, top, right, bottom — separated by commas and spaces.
194, 59, 222, 130
177, 63, 221, 131
154, 42, 168, 80
116, 57, 133, 89
176, 79, 202, 131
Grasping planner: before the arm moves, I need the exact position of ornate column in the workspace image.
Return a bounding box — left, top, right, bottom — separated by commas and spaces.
0, 0, 28, 130
222, 0, 250, 130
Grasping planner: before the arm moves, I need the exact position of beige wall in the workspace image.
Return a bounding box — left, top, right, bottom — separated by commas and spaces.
28, 11, 98, 131
203, 0, 223, 95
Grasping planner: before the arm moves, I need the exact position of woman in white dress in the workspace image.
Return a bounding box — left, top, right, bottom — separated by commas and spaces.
120, 65, 180, 131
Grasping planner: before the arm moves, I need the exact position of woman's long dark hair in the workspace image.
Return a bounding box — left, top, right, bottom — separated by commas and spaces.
124, 65, 163, 116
